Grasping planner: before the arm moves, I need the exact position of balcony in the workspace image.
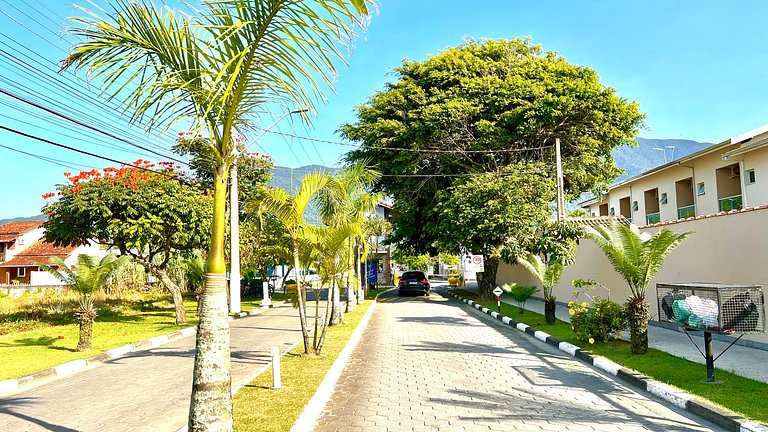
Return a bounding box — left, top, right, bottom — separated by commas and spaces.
677, 205, 696, 219
718, 195, 743, 212
646, 212, 661, 224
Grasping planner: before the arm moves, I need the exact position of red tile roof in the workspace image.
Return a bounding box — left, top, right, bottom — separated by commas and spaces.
0, 240, 76, 268
0, 221, 43, 242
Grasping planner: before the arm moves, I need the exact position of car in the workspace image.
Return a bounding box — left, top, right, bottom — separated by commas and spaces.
397, 271, 430, 296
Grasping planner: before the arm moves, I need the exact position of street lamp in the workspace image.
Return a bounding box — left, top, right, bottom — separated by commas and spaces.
229, 108, 308, 313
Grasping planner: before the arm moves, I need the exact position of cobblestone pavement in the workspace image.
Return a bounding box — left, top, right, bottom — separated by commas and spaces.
314, 289, 724, 432
0, 305, 303, 432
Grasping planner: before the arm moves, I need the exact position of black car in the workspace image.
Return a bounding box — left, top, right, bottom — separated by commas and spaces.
398, 271, 430, 296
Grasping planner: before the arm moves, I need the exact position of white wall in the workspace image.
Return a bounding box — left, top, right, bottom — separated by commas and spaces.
497, 207, 768, 345
4, 227, 44, 262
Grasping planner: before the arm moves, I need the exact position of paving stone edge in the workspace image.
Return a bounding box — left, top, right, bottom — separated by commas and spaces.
0, 300, 286, 397
449, 292, 768, 432
291, 290, 391, 432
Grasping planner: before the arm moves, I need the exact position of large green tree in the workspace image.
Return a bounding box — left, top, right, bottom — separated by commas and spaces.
343, 38, 644, 270
434, 163, 555, 298
43, 163, 212, 326
61, 1, 372, 429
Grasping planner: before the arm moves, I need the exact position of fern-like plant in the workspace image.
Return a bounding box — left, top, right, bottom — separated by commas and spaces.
502, 283, 538, 313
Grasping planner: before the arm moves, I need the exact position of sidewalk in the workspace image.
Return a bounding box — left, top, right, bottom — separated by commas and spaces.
464, 283, 768, 384
313, 287, 724, 431
0, 304, 304, 432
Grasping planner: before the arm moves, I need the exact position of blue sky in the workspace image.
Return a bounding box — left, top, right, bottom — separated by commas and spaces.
2, 0, 768, 219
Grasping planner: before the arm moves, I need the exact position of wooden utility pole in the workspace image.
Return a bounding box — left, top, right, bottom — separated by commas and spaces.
556, 138, 565, 221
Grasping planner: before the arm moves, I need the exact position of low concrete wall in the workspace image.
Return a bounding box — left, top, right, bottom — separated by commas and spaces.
497, 207, 768, 346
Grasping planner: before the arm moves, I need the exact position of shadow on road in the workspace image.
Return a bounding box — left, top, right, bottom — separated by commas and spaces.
0, 397, 79, 432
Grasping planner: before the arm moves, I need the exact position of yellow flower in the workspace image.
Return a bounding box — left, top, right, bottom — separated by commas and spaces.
569, 309, 575, 315
588, 338, 595, 344
581, 301, 588, 308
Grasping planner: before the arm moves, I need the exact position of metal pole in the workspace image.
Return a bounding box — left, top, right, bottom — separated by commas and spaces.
229, 160, 241, 314
555, 138, 565, 222
704, 331, 715, 382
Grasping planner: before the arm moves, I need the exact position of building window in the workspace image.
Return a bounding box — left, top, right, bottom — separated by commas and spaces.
632, 201, 638, 211
697, 182, 705, 196
660, 192, 668, 205
747, 169, 756, 185
17, 267, 26, 277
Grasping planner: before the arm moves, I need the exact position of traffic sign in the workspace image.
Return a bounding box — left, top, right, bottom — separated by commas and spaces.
468, 254, 484, 272
493, 287, 503, 297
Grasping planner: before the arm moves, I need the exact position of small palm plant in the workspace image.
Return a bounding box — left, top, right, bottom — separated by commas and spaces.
502, 283, 538, 313
583, 222, 691, 354
40, 254, 129, 351
517, 253, 563, 324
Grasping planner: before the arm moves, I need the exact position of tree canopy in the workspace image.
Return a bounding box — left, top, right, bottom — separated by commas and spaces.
343, 38, 644, 254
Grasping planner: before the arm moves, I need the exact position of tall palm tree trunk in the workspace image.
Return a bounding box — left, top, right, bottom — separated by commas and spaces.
189, 174, 232, 432
627, 295, 650, 354
346, 241, 356, 312
293, 242, 311, 354
317, 276, 334, 353
330, 271, 343, 325
356, 243, 365, 305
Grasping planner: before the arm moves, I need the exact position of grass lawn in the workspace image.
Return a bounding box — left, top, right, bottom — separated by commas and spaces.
450, 289, 768, 425
233, 292, 379, 432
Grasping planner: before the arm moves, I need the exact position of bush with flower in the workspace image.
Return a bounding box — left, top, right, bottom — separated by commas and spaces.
569, 296, 627, 344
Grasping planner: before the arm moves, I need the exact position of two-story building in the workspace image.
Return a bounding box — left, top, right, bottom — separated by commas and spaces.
581, 123, 768, 224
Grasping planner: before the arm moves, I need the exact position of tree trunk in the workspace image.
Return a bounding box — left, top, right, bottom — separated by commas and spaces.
477, 257, 499, 301
316, 276, 333, 354
189, 173, 232, 432
544, 298, 556, 325
293, 243, 311, 355
346, 241, 357, 312
156, 269, 187, 326
627, 296, 650, 354
356, 245, 365, 304
76, 309, 96, 352
330, 274, 343, 325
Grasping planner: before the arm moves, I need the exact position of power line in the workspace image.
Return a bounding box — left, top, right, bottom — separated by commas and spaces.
0, 142, 94, 172
253, 126, 553, 154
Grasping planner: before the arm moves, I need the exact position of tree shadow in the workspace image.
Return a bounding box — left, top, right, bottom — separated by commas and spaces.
0, 336, 62, 348
0, 397, 80, 432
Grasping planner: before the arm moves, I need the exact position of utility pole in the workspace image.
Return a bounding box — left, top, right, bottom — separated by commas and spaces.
555, 138, 565, 222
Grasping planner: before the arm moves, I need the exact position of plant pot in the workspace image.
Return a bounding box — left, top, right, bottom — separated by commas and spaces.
448, 276, 459, 287
286, 283, 297, 294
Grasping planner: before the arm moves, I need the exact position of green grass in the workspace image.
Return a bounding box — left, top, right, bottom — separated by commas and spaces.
450, 289, 768, 425
233, 299, 373, 432
0, 292, 204, 380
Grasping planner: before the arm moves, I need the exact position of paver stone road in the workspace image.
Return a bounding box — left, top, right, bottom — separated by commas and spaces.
314, 289, 725, 432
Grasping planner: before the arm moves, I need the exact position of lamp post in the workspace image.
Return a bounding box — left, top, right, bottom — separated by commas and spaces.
229, 108, 308, 314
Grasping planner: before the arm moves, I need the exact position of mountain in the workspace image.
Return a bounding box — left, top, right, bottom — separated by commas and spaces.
0, 214, 46, 226
612, 138, 712, 181
268, 164, 340, 225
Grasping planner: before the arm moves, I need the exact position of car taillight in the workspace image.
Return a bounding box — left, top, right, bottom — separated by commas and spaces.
421, 279, 429, 283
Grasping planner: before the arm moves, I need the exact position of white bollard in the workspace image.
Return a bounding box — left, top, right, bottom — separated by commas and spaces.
271, 345, 283, 389
261, 281, 272, 308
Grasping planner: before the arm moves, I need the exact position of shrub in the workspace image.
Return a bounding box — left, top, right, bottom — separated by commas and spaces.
569, 298, 626, 344
502, 283, 538, 313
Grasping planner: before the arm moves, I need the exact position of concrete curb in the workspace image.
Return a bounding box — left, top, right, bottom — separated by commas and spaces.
449, 292, 768, 432
291, 290, 391, 432
0, 300, 287, 397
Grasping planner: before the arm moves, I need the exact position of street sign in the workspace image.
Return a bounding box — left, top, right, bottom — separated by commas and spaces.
493, 287, 504, 297
469, 254, 484, 272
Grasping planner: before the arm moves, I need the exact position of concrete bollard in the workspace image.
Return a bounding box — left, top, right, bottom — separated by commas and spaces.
261, 281, 272, 308
271, 345, 283, 389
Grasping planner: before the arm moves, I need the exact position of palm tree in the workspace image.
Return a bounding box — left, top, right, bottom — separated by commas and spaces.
250, 172, 342, 354
304, 223, 360, 352
516, 253, 563, 325
61, 2, 372, 429
40, 254, 129, 351
583, 222, 691, 354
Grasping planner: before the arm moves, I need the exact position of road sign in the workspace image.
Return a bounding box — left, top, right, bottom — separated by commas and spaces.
469, 254, 484, 272
493, 287, 503, 297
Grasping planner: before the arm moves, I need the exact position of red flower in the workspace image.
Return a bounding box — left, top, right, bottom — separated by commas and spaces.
57, 335, 64, 340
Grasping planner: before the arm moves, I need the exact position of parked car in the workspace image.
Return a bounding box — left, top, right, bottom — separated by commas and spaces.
398, 271, 430, 296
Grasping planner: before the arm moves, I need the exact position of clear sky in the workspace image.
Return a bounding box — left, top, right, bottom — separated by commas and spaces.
1, 0, 768, 219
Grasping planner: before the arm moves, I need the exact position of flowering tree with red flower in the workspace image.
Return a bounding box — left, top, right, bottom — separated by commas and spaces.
42, 160, 212, 325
